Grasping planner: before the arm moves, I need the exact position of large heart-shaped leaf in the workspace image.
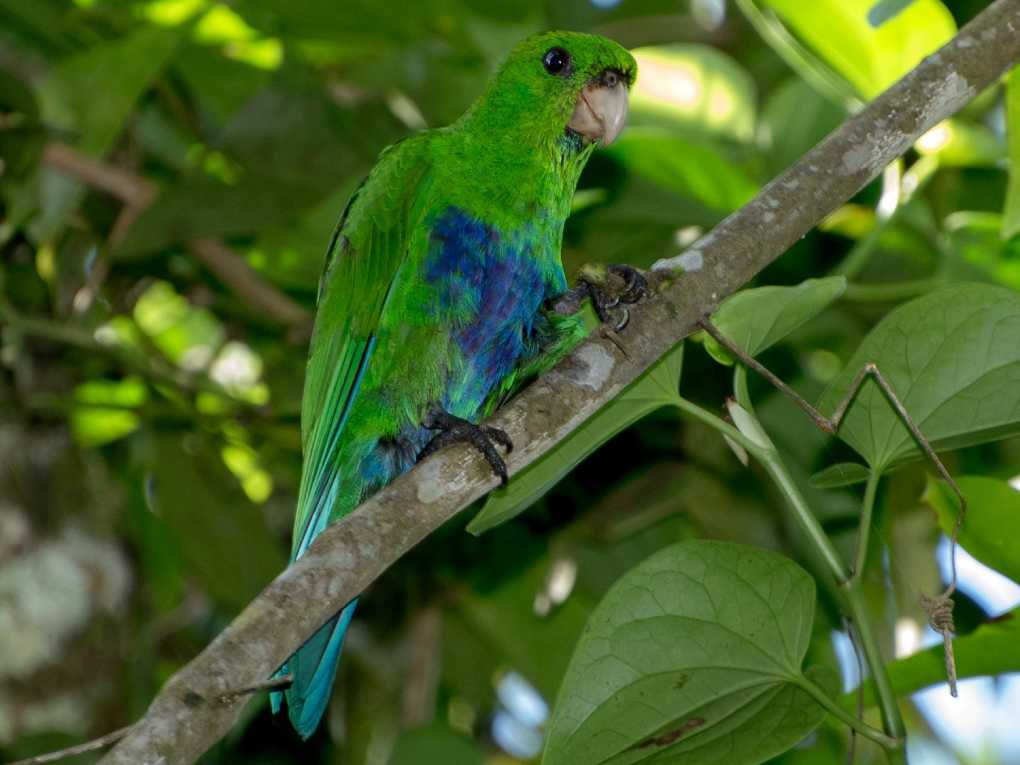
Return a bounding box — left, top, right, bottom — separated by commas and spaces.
468, 342, 684, 535
543, 541, 827, 765
925, 475, 1020, 586
704, 276, 847, 365
818, 283, 1020, 473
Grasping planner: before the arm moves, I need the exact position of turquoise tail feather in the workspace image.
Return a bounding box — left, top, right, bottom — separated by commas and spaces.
271, 598, 358, 738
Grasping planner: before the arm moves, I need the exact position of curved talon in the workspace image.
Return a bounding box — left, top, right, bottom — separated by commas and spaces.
577, 264, 647, 329
483, 425, 514, 454
420, 407, 512, 485
608, 264, 648, 304
613, 305, 630, 331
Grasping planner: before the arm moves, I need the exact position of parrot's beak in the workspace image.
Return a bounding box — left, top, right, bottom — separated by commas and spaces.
567, 74, 629, 146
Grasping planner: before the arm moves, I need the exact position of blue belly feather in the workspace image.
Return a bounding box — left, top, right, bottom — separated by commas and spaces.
426, 207, 548, 418
359, 207, 553, 490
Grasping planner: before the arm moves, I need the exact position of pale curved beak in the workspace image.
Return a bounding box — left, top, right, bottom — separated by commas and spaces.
568, 79, 629, 146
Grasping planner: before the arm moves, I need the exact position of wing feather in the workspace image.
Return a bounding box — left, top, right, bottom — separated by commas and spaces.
292, 137, 431, 558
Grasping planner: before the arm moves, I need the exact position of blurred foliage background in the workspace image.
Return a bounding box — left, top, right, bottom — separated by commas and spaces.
1, 0, 1019, 763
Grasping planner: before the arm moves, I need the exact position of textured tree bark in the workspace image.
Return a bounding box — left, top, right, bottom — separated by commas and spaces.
100, 2, 1020, 762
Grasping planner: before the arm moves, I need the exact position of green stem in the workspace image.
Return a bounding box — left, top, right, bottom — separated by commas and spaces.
851, 471, 881, 586
734, 0, 860, 108
733, 364, 754, 414
673, 396, 761, 455
843, 584, 907, 745
764, 449, 907, 748
675, 395, 851, 583
844, 277, 940, 303
758, 450, 851, 583
795, 675, 901, 751
832, 155, 938, 280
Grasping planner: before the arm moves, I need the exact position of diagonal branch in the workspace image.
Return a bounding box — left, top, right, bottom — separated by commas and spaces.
99, 2, 1020, 763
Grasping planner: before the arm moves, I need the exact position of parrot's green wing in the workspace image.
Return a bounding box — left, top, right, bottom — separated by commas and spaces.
293, 137, 432, 558
276, 137, 432, 736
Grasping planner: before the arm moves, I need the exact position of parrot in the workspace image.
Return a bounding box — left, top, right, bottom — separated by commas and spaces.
271, 30, 640, 737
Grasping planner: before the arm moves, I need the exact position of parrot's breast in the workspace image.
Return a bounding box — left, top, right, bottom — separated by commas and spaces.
425, 206, 561, 419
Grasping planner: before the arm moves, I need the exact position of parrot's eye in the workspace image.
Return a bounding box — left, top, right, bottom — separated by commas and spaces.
542, 47, 571, 76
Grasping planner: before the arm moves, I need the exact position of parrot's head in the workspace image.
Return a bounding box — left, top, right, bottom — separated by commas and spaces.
469, 31, 637, 150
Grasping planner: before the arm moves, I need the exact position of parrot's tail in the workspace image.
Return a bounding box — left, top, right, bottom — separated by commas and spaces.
270, 598, 358, 738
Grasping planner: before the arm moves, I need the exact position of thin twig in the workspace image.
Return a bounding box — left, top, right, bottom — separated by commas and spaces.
843, 617, 866, 765
7, 725, 136, 765
699, 318, 962, 696
216, 673, 293, 705
42, 142, 155, 204
189, 239, 312, 330
40, 142, 312, 331
7, 675, 294, 765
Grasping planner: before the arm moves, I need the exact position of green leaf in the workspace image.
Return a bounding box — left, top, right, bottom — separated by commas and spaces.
944, 211, 1020, 292
543, 540, 826, 765
924, 475, 1020, 586
819, 283, 1020, 472
607, 129, 758, 212
760, 79, 846, 175
457, 553, 594, 700
389, 724, 484, 765
70, 376, 149, 447
704, 277, 847, 365
1004, 69, 1020, 239
40, 26, 182, 156
809, 462, 871, 489
914, 118, 1005, 168
759, 0, 955, 99
33, 25, 182, 239
118, 91, 402, 255
468, 342, 683, 534
629, 45, 757, 144
856, 607, 1020, 705
147, 434, 286, 612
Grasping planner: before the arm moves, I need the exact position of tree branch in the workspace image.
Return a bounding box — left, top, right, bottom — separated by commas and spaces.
41, 144, 312, 331
99, 3, 1020, 763
188, 238, 312, 332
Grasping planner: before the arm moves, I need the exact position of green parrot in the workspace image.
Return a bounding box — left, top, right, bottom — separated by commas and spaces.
272, 30, 640, 737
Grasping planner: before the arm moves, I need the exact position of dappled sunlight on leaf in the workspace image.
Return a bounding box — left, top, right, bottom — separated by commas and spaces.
222, 441, 273, 503
914, 119, 1004, 167
760, 0, 956, 99
630, 44, 757, 143
71, 376, 148, 447
133, 280, 224, 371
210, 340, 268, 403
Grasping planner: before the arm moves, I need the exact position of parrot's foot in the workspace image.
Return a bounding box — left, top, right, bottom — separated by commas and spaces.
579, 264, 648, 331
419, 407, 513, 485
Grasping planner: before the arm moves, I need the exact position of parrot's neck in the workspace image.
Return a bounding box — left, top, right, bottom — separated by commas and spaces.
446, 88, 596, 217
439, 117, 595, 230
